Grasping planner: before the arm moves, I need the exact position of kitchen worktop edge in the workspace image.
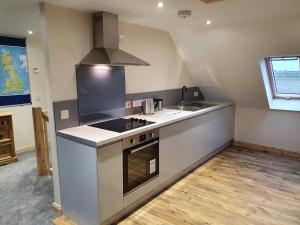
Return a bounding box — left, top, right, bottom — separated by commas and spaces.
57, 102, 234, 148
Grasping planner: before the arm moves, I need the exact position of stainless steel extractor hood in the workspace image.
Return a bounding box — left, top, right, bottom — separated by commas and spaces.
80, 11, 150, 66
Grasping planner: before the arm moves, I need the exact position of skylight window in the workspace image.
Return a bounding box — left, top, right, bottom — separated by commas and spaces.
260, 56, 300, 111
265, 56, 300, 99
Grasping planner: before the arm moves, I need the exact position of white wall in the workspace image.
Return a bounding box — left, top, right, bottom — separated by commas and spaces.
38, 0, 300, 153
43, 3, 92, 102
119, 21, 194, 94
0, 0, 48, 152
0, 37, 48, 152
172, 17, 300, 106
235, 107, 300, 152
0, 0, 57, 206
0, 0, 47, 152
43, 3, 195, 102
170, 17, 300, 152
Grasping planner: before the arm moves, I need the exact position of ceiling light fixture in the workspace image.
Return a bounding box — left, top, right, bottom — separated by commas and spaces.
157, 1, 165, 8
206, 20, 212, 25
27, 30, 33, 35
177, 10, 192, 19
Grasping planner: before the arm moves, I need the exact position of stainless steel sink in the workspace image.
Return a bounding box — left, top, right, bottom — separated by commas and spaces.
168, 102, 217, 111
167, 105, 200, 111
184, 102, 217, 108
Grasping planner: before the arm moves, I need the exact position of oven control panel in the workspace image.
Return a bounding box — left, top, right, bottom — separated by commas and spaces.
122, 129, 159, 150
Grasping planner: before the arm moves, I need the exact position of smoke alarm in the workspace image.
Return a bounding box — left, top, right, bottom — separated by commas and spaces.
177, 10, 192, 19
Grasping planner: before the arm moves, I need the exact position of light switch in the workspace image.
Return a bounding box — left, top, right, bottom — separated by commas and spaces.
35, 95, 41, 102
61, 110, 69, 120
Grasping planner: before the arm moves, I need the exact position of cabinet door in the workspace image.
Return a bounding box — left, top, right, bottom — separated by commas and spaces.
98, 142, 123, 223
159, 123, 181, 184
217, 106, 235, 145
179, 118, 198, 170
178, 106, 235, 169
193, 113, 212, 160
194, 106, 235, 160
201, 106, 234, 152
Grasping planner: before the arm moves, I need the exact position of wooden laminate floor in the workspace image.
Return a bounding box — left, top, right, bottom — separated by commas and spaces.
54, 146, 300, 225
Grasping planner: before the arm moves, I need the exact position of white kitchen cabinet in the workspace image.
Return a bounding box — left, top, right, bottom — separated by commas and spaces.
58, 138, 124, 225
161, 106, 235, 174
193, 106, 235, 160
159, 123, 181, 184
57, 137, 100, 225
98, 141, 123, 223
191, 114, 211, 161
179, 117, 199, 170
57, 104, 235, 225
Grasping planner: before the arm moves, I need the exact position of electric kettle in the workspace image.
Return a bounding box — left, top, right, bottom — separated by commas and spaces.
142, 98, 155, 114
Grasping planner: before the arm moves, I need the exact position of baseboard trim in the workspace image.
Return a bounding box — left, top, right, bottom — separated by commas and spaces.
51, 202, 63, 214
233, 140, 300, 158
16, 145, 35, 154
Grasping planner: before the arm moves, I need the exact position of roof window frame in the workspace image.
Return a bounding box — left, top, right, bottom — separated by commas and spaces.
264, 56, 300, 100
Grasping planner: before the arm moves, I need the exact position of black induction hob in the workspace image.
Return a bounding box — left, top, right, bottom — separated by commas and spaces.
88, 118, 155, 133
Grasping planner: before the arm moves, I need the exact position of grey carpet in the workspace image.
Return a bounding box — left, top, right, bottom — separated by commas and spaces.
0, 151, 58, 225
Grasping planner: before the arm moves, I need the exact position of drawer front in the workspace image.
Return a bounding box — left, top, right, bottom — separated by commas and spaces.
124, 177, 160, 207
0, 130, 10, 140
0, 118, 10, 130
0, 143, 11, 156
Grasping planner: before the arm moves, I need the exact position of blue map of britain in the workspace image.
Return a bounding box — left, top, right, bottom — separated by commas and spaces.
0, 45, 30, 96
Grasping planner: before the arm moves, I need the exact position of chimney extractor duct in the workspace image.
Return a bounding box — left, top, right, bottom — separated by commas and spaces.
80, 11, 150, 66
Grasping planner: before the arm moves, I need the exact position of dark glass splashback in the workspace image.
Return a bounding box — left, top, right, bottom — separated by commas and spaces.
76, 66, 126, 124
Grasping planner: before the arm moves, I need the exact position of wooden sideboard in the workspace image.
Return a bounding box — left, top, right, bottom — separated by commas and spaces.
0, 112, 17, 166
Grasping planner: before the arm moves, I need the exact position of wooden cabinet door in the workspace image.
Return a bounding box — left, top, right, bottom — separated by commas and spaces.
0, 114, 17, 165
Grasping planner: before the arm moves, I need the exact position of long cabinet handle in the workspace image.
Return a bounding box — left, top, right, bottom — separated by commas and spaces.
130, 140, 159, 154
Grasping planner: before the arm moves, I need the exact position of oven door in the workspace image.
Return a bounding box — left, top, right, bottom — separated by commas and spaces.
123, 138, 159, 195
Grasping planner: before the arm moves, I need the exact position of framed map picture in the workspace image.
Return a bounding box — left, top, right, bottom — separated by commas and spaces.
0, 36, 31, 106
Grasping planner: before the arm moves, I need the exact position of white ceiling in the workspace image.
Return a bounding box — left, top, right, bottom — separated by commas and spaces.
0, 0, 42, 38
1, 0, 300, 40
1, 0, 300, 107
42, 0, 300, 31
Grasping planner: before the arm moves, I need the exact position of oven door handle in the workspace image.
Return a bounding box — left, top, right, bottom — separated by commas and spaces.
130, 140, 159, 154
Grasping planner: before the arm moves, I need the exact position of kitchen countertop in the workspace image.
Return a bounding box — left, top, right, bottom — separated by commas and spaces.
57, 101, 234, 148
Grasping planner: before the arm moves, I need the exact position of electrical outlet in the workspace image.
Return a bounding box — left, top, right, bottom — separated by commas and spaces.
132, 100, 144, 107
125, 101, 131, 109
60, 110, 69, 120
194, 91, 199, 97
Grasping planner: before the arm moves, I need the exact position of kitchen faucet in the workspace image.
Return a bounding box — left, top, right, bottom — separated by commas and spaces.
181, 86, 188, 104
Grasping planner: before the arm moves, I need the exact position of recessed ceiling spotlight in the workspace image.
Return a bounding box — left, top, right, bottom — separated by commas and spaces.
157, 1, 165, 8
27, 30, 33, 35
206, 20, 212, 25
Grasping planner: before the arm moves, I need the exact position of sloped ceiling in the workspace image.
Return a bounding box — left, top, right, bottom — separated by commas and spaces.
0, 0, 42, 39
2, 0, 300, 108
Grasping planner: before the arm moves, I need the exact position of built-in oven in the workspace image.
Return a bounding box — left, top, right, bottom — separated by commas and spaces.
123, 129, 159, 195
